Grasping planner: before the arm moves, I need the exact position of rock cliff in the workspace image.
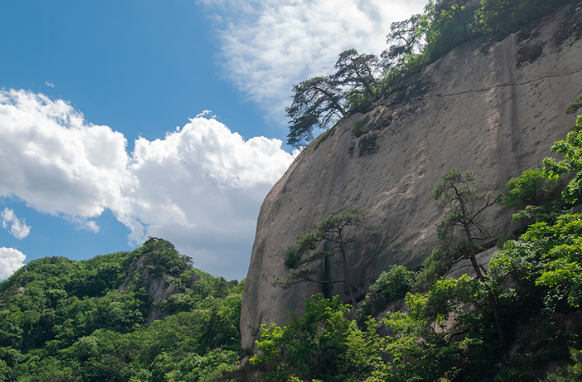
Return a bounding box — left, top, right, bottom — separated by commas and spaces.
241, 3, 582, 350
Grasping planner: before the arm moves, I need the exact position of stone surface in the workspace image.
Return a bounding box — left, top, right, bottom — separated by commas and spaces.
118, 254, 201, 324
241, 3, 582, 350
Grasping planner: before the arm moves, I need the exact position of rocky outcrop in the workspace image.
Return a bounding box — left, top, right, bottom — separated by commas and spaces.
119, 254, 200, 324
241, 3, 582, 350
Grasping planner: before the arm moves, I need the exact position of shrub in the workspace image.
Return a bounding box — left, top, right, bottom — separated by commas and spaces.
352, 119, 367, 137
358, 265, 415, 321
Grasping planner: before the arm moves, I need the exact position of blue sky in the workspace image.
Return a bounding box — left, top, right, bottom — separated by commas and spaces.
0, 0, 425, 281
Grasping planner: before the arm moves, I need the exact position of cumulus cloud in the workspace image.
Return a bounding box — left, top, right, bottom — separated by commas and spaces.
0, 247, 26, 279
0, 90, 132, 220
1, 208, 31, 239
0, 89, 295, 279
200, 0, 426, 122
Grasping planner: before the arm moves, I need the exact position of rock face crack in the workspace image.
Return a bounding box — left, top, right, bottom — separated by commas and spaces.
434, 68, 582, 99
240, 3, 582, 351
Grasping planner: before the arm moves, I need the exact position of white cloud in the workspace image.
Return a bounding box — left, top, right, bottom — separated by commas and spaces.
1, 208, 31, 239
0, 89, 296, 279
45, 81, 55, 88
0, 90, 132, 220
200, 0, 426, 123
0, 247, 26, 279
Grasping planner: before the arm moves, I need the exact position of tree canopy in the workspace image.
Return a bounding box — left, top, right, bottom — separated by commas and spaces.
286, 50, 382, 148
0, 239, 244, 382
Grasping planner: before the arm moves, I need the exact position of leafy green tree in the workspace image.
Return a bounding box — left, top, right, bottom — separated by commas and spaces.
430, 169, 506, 346
383, 14, 423, 62
0, 239, 244, 382
545, 348, 582, 381
286, 76, 346, 148
333, 49, 379, 99
420, 0, 474, 61
333, 49, 381, 115
503, 169, 556, 207
500, 168, 561, 224
280, 208, 365, 309
357, 265, 414, 323
430, 170, 499, 279
566, 95, 582, 115
494, 213, 582, 310
286, 49, 384, 148
544, 114, 582, 204
393, 278, 490, 381
475, 0, 570, 38
251, 294, 389, 382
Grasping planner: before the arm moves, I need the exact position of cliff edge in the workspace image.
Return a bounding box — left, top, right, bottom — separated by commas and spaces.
241, 3, 582, 350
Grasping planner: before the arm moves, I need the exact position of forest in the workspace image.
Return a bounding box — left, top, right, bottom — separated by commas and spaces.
2, 0, 582, 380
0, 238, 244, 381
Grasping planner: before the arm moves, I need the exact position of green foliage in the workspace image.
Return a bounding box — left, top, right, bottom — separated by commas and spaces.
280, 208, 366, 308
384, 14, 424, 62
416, 169, 499, 290
432, 169, 498, 243
502, 169, 557, 208
124, 237, 192, 279
427, 169, 499, 279
284, 247, 301, 269
566, 95, 582, 115
251, 295, 390, 382
501, 168, 562, 224
333, 49, 379, 100
545, 348, 582, 381
420, 0, 475, 62
262, 179, 582, 381
286, 49, 383, 148
0, 240, 244, 382
414, 243, 453, 290
286, 76, 346, 148
475, 0, 571, 38
544, 114, 582, 204
357, 265, 415, 322
491, 213, 582, 310
351, 119, 367, 137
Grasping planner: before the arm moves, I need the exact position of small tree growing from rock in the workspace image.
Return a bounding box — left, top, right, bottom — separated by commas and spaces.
430, 169, 507, 346
279, 208, 366, 310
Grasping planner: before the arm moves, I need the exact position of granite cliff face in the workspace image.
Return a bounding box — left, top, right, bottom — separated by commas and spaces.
241, 3, 582, 350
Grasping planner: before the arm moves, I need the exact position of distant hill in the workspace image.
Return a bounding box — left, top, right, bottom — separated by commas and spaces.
0, 237, 243, 381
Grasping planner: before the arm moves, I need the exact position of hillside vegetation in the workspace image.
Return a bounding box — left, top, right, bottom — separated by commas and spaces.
0, 238, 243, 381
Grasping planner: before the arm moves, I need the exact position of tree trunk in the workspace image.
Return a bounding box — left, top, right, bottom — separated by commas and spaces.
337, 230, 358, 311
469, 252, 507, 348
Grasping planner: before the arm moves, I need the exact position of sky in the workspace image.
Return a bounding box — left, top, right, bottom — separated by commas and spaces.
0, 0, 425, 281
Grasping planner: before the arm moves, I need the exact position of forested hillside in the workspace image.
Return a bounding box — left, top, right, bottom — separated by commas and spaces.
0, 238, 244, 381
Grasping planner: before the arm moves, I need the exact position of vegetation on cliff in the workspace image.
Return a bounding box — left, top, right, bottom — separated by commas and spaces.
286, 0, 574, 148
279, 208, 366, 309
